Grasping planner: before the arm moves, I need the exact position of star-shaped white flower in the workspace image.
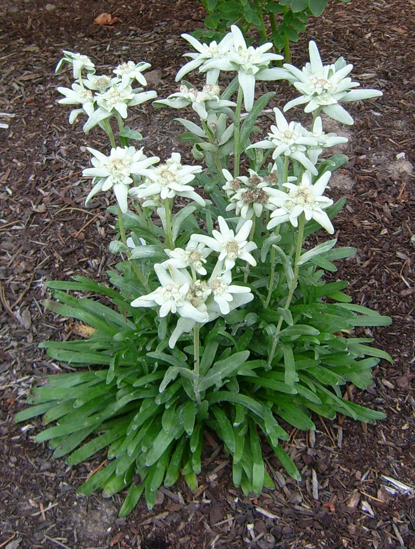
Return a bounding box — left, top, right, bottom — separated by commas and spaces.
113, 61, 151, 87
306, 116, 348, 164
57, 83, 95, 123
155, 83, 236, 120
283, 41, 383, 125
83, 146, 159, 212
201, 25, 286, 111
56, 51, 95, 79
163, 242, 212, 276
267, 170, 334, 233
129, 152, 205, 206
209, 271, 253, 315
175, 32, 235, 84
192, 216, 257, 272
83, 82, 157, 133
249, 108, 320, 174
131, 264, 210, 323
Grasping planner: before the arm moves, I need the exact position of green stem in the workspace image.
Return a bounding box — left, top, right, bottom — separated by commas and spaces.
267, 214, 305, 367
233, 86, 244, 178
164, 199, 174, 250
284, 155, 289, 183
264, 245, 276, 309
202, 120, 222, 174
284, 34, 291, 63
117, 205, 128, 248
269, 12, 279, 57
253, 0, 268, 42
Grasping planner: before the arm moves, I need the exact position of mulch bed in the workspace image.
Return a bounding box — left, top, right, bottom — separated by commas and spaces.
1, 0, 414, 547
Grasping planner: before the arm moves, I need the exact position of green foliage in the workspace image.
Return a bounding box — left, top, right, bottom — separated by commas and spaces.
16, 226, 390, 512
195, 0, 351, 60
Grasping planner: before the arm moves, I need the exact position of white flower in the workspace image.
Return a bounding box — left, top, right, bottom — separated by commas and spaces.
227, 169, 280, 220
306, 116, 348, 164
267, 170, 334, 233
131, 264, 210, 322
192, 216, 257, 272
283, 41, 383, 125
113, 61, 151, 87
57, 83, 95, 123
209, 271, 253, 314
201, 25, 286, 111
83, 146, 159, 212
83, 82, 157, 132
83, 73, 113, 92
164, 242, 211, 276
175, 32, 235, 84
155, 84, 236, 120
56, 51, 95, 79
249, 108, 320, 174
129, 152, 205, 206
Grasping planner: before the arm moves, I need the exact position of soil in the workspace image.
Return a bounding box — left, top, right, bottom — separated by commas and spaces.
1, 0, 414, 548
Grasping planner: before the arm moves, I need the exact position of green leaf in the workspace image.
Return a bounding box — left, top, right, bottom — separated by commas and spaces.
118, 126, 143, 141
249, 418, 264, 494
130, 245, 166, 261
291, 0, 308, 11
145, 423, 183, 466
273, 444, 301, 481
198, 350, 250, 391
182, 401, 197, 435
240, 92, 275, 148
15, 401, 57, 423
172, 204, 197, 241
298, 239, 337, 266
164, 437, 186, 487
77, 461, 118, 496
308, 0, 329, 16
212, 405, 236, 454
119, 483, 145, 517
282, 343, 297, 386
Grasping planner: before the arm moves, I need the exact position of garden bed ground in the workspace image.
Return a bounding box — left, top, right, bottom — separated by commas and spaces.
1, 0, 414, 547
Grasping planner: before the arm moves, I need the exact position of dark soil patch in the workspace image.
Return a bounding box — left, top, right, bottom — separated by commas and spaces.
1, 0, 414, 548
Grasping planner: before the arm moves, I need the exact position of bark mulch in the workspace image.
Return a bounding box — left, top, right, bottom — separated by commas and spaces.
0, 0, 414, 547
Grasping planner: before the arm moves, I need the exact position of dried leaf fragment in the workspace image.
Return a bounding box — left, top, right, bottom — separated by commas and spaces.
94, 13, 119, 26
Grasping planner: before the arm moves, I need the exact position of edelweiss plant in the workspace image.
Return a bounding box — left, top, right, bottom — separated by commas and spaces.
16, 28, 391, 516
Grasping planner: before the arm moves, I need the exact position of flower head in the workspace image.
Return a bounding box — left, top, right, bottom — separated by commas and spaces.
192, 216, 257, 272
209, 270, 253, 315
131, 264, 210, 323
223, 169, 278, 223
249, 108, 320, 174
56, 51, 95, 79
164, 242, 212, 276
283, 41, 383, 125
83, 146, 159, 212
57, 83, 95, 123
267, 170, 334, 233
129, 152, 205, 206
113, 61, 151, 87
175, 32, 235, 84
155, 83, 236, 120
306, 116, 348, 164
201, 26, 286, 111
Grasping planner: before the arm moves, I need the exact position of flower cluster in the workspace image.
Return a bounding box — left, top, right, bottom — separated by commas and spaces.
175, 25, 288, 111
131, 217, 255, 347
56, 51, 157, 132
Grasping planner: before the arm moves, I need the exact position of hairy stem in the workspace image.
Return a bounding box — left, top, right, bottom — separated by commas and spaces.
267, 214, 305, 366
233, 86, 244, 178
